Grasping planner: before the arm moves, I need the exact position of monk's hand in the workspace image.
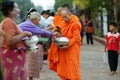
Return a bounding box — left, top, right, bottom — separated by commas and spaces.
47, 26, 54, 30
47, 24, 54, 30
53, 32, 61, 37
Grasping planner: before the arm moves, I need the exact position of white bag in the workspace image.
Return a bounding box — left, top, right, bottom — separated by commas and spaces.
103, 52, 108, 63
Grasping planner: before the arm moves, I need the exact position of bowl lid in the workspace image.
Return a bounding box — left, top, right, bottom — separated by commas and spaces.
55, 37, 69, 42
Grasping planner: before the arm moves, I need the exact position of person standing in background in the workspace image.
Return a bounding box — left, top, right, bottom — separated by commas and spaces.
41, 10, 50, 19
47, 12, 55, 48
85, 16, 94, 45
40, 10, 53, 30
105, 22, 120, 75
47, 12, 55, 26
0, 1, 32, 80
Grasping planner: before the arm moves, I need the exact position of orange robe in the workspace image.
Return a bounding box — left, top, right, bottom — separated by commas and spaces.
54, 14, 64, 28
48, 15, 82, 80
71, 14, 79, 22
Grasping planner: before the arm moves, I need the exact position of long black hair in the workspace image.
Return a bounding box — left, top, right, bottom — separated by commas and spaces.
1, 0, 15, 16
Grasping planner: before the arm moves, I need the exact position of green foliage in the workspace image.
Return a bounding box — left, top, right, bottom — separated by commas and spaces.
13, 0, 35, 19
86, 0, 112, 18
0, 0, 6, 22
0, 0, 3, 2
13, 0, 43, 21
0, 0, 43, 22
35, 6, 43, 13
54, 0, 73, 11
73, 0, 89, 9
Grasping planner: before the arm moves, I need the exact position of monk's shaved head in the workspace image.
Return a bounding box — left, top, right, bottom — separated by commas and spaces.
61, 9, 71, 22
56, 7, 63, 15
61, 9, 71, 15
57, 7, 62, 11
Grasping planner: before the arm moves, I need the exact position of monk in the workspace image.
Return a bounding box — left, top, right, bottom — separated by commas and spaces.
48, 9, 82, 80
54, 7, 64, 28
62, 4, 80, 23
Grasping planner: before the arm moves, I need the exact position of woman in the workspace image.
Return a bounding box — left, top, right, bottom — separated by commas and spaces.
0, 1, 32, 80
19, 12, 53, 80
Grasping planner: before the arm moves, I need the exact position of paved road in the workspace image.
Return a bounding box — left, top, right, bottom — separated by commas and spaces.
34, 39, 120, 80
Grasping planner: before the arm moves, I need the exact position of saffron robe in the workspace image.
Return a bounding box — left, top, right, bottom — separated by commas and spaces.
54, 15, 64, 28
48, 15, 82, 80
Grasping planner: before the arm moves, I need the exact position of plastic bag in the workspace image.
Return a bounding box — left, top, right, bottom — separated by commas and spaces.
103, 52, 108, 63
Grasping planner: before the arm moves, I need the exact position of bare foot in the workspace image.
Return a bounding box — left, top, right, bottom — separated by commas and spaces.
110, 71, 114, 75
113, 71, 117, 74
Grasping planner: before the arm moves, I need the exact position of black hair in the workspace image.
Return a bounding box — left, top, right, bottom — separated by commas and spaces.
41, 10, 46, 15
41, 10, 50, 15
109, 22, 117, 28
46, 10, 50, 14
1, 0, 15, 16
27, 8, 37, 16
50, 12, 55, 16
62, 4, 69, 9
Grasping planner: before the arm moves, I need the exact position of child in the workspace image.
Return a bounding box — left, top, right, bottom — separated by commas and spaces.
105, 22, 120, 75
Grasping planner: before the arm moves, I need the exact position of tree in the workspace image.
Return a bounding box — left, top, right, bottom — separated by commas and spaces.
0, 0, 7, 22
73, 0, 89, 9
54, 0, 73, 11
14, 0, 43, 18
13, 0, 35, 19
35, 6, 43, 13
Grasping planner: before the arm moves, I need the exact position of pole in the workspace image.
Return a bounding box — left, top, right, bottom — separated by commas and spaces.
113, 0, 117, 22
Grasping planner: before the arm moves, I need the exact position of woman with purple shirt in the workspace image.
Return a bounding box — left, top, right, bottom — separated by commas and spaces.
19, 16, 52, 37
19, 12, 53, 80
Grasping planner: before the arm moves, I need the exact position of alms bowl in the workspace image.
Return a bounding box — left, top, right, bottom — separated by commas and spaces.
54, 37, 69, 47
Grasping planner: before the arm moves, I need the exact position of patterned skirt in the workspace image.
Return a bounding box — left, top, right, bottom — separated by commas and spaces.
26, 49, 41, 78
1, 48, 27, 80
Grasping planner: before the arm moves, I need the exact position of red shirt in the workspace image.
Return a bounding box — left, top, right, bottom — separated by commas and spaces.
1, 18, 25, 49
86, 26, 93, 33
106, 32, 120, 51
86, 22, 93, 33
